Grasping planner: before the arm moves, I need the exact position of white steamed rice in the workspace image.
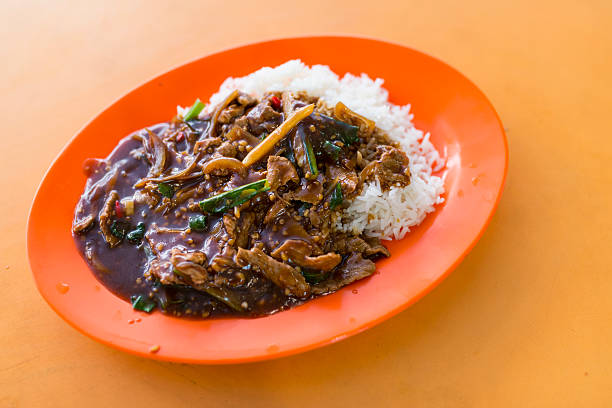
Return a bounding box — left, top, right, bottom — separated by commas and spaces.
179, 60, 445, 240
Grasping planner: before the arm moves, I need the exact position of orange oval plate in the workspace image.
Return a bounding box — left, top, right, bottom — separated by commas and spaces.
27, 36, 507, 364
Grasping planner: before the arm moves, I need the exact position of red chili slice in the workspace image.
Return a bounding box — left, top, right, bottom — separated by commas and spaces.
270, 96, 281, 110
114, 200, 123, 218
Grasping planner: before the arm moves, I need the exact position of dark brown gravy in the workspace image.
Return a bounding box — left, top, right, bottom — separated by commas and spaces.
74, 124, 298, 318
72, 91, 407, 320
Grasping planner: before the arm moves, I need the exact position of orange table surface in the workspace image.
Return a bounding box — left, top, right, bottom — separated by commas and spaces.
2, 1, 611, 406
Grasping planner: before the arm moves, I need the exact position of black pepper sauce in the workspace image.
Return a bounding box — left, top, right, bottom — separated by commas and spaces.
73, 123, 297, 319
72, 97, 399, 320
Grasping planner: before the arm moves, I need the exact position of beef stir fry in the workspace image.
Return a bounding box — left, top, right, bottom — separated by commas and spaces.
72, 90, 411, 318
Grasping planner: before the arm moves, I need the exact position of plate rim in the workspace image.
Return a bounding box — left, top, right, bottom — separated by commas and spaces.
27, 34, 508, 364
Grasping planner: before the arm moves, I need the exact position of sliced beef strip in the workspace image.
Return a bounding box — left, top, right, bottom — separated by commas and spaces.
73, 214, 94, 234
170, 248, 208, 285
224, 212, 255, 249
98, 190, 121, 248
312, 253, 375, 295
270, 239, 341, 272
146, 247, 208, 286
283, 178, 323, 204
223, 214, 238, 240
224, 125, 260, 146
210, 245, 238, 273
264, 199, 288, 224
281, 91, 313, 117
246, 101, 283, 136
75, 158, 122, 222
363, 236, 391, 257
217, 104, 245, 124
194, 137, 223, 154
216, 141, 237, 158
327, 165, 359, 197
142, 129, 168, 178
308, 207, 322, 229
237, 212, 255, 248
266, 155, 299, 191
146, 247, 246, 313
360, 146, 411, 190
235, 247, 310, 298
332, 235, 390, 258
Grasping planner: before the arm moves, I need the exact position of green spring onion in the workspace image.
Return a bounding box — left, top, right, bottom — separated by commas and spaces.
300, 128, 318, 177
110, 220, 130, 240
183, 98, 205, 121
157, 182, 174, 198
330, 182, 343, 209
199, 179, 270, 214
131, 295, 156, 313
126, 222, 146, 244
323, 140, 342, 162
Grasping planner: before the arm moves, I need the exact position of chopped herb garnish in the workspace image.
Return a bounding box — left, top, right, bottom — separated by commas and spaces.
323, 140, 342, 162
157, 182, 174, 198
126, 222, 146, 244
199, 179, 270, 213
330, 182, 343, 209
110, 220, 130, 240
300, 127, 318, 177
189, 215, 208, 231
131, 295, 156, 313
183, 98, 205, 121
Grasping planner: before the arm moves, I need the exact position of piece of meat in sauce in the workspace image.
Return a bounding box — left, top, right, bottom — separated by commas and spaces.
270, 239, 341, 272
312, 253, 376, 295
360, 145, 411, 190
246, 98, 283, 136
236, 247, 311, 298
266, 155, 299, 191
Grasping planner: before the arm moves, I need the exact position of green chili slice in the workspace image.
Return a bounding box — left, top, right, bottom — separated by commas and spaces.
183, 98, 205, 121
